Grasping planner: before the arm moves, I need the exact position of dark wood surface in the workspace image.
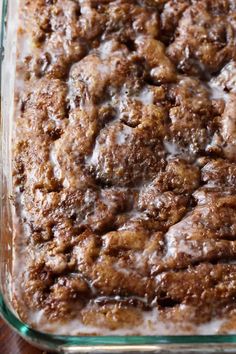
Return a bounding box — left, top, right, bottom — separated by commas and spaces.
0, 317, 45, 354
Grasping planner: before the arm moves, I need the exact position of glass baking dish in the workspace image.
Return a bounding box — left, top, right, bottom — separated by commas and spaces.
1, 0, 236, 352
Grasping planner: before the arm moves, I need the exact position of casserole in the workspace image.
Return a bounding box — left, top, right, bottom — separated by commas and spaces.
1, 0, 236, 352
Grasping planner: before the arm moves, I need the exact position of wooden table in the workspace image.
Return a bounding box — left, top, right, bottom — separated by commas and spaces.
0, 317, 45, 354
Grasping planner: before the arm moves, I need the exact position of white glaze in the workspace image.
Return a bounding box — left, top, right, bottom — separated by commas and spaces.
136, 88, 154, 105
164, 140, 179, 155
27, 306, 229, 335
49, 147, 62, 180
116, 125, 132, 145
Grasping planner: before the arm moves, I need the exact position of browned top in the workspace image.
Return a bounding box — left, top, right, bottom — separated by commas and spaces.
12, 0, 236, 334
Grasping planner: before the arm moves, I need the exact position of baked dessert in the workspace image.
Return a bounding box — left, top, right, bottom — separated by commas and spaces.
12, 0, 236, 334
